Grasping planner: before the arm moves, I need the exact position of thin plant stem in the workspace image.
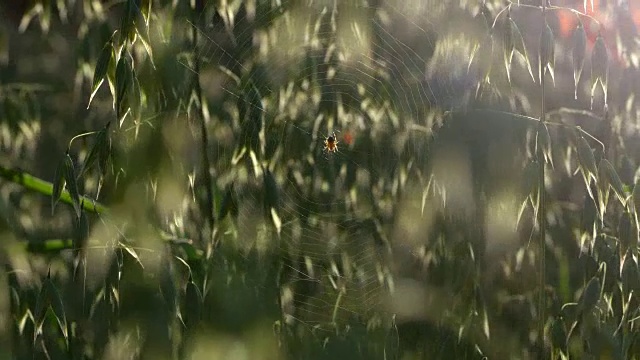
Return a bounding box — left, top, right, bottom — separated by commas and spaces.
538, 0, 548, 354
0, 165, 107, 214
190, 0, 215, 243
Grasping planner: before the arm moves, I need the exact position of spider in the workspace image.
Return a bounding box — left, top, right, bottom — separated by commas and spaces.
323, 131, 339, 154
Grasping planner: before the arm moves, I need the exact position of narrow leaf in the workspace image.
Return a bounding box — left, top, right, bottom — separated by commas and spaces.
509, 17, 535, 82
596, 163, 610, 221
468, 34, 493, 83
41, 0, 51, 33
51, 157, 66, 214
18, 3, 41, 33
263, 168, 279, 210
575, 132, 598, 179
173, 241, 203, 261
581, 276, 601, 314
467, 34, 493, 97
575, 131, 598, 203
44, 278, 68, 341
621, 253, 639, 295
88, 40, 113, 109
479, 36, 493, 83
515, 197, 529, 231
270, 207, 282, 236
135, 9, 155, 69
219, 184, 239, 220
600, 159, 626, 205
122, 245, 144, 269
591, 33, 608, 109
618, 212, 634, 255
159, 254, 177, 310
537, 123, 553, 167
98, 122, 112, 177
115, 52, 132, 122
34, 281, 50, 328
522, 160, 540, 196
63, 154, 81, 218
632, 182, 640, 217
79, 125, 109, 178
107, 46, 117, 106
128, 69, 142, 123
119, 0, 136, 43
141, 0, 152, 25
539, 21, 555, 85
421, 175, 434, 216
518, 160, 539, 234
184, 280, 202, 329
56, 0, 68, 22
115, 52, 129, 99
572, 21, 586, 99
592, 34, 608, 84
550, 317, 567, 352
503, 15, 515, 84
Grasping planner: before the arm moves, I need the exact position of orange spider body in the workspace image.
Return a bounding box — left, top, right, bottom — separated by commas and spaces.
323, 132, 339, 153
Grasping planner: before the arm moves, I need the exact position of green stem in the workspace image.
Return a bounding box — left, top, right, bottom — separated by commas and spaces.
0, 165, 107, 214
190, 1, 215, 241
538, 0, 548, 354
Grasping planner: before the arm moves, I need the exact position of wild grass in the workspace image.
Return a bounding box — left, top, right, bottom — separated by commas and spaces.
2, 0, 640, 359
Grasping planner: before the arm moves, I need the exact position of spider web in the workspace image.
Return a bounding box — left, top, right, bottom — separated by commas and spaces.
185, 0, 485, 337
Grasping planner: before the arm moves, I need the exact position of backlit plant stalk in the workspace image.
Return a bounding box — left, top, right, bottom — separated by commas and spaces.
190, 0, 215, 244
538, 0, 548, 353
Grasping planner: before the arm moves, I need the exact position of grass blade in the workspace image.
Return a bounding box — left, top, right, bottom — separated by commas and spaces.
88, 40, 114, 109
63, 153, 81, 218
51, 157, 66, 214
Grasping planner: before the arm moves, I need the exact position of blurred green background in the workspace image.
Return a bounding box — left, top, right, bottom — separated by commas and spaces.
2, 0, 640, 359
